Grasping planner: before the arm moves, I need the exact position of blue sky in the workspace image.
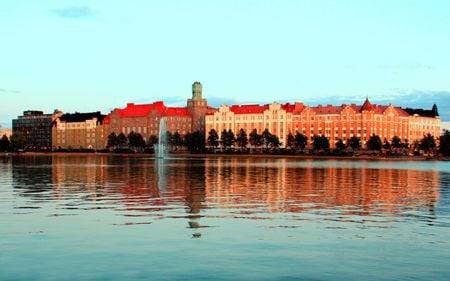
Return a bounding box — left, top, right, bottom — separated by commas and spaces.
1, 0, 450, 128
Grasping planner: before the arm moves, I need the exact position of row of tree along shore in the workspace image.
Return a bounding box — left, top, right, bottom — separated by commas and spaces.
1, 128, 450, 157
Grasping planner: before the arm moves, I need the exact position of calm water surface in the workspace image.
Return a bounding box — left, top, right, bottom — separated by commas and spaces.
1, 155, 449, 280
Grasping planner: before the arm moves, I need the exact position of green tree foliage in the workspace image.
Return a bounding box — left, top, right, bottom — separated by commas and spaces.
294, 132, 308, 151
261, 129, 272, 150
172, 131, 183, 150
10, 132, 25, 150
312, 135, 330, 151
367, 134, 382, 151
335, 139, 345, 151
166, 131, 174, 150
439, 130, 450, 156
207, 129, 219, 149
236, 128, 248, 150
286, 132, 295, 149
184, 131, 205, 153
147, 134, 158, 147
107, 132, 118, 149
383, 138, 391, 150
220, 129, 235, 150
391, 136, 402, 149
349, 136, 361, 150
128, 131, 146, 151
249, 129, 262, 149
117, 132, 128, 148
268, 134, 281, 149
419, 133, 436, 153
0, 135, 10, 152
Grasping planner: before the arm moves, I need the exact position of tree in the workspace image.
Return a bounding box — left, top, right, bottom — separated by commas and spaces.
335, 139, 346, 151
166, 131, 174, 151
128, 131, 146, 151
268, 134, 281, 150
10, 132, 25, 150
349, 136, 361, 150
294, 132, 308, 152
439, 130, 450, 156
147, 134, 158, 147
391, 136, 402, 149
383, 138, 391, 150
286, 132, 295, 150
184, 131, 205, 153
207, 129, 219, 150
172, 131, 183, 151
261, 129, 272, 150
220, 129, 235, 151
236, 128, 248, 150
117, 132, 127, 148
312, 135, 330, 151
249, 129, 262, 150
0, 134, 10, 152
367, 134, 382, 151
107, 132, 118, 149
419, 133, 436, 154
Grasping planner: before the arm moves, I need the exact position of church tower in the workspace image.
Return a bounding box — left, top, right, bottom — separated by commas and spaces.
187, 81, 207, 132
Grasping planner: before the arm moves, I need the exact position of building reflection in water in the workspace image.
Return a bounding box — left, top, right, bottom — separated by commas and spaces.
11, 155, 441, 226
204, 158, 440, 217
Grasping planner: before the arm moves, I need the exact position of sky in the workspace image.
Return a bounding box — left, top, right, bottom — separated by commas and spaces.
1, 0, 450, 128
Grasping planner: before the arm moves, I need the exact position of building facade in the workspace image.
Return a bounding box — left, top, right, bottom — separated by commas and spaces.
52, 112, 106, 150
105, 82, 212, 143
205, 98, 440, 149
13, 110, 62, 150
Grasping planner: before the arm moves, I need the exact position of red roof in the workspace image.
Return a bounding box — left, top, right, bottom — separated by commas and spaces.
230, 104, 269, 114
103, 114, 110, 124
361, 98, 375, 111
115, 102, 165, 117
163, 107, 191, 117
113, 101, 193, 118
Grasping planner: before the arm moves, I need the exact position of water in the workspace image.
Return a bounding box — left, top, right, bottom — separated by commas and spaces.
1, 155, 450, 280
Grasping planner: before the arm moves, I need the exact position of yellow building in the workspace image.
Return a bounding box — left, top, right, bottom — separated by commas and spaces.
52, 112, 106, 150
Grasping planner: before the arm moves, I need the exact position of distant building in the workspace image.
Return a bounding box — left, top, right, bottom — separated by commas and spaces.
105, 82, 214, 143
205, 98, 441, 149
0, 125, 12, 139
52, 112, 106, 150
12, 110, 62, 150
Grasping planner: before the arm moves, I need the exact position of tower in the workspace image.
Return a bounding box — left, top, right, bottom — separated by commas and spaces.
187, 81, 207, 132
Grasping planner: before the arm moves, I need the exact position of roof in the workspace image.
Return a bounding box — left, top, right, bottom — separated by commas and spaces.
404, 105, 439, 118
230, 104, 269, 114
113, 101, 193, 118
115, 102, 165, 117
361, 98, 375, 111
163, 107, 191, 117
59, 112, 105, 123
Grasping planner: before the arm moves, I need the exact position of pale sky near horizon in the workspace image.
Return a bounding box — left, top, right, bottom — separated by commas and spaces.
1, 0, 450, 128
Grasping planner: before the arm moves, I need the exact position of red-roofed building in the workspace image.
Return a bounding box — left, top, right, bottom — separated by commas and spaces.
205, 98, 440, 149
104, 82, 209, 146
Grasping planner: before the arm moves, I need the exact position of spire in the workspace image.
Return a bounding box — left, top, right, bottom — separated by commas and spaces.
432, 104, 439, 117
361, 97, 374, 111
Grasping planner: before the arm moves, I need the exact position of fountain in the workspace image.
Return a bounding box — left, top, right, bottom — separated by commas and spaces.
155, 118, 167, 159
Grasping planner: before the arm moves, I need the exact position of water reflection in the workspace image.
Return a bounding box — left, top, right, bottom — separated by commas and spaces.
9, 156, 443, 223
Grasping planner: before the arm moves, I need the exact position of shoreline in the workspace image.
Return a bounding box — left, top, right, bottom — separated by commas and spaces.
0, 151, 444, 161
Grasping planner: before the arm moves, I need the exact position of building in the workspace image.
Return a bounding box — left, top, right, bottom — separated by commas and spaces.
0, 125, 12, 139
105, 82, 213, 142
52, 112, 106, 150
12, 110, 62, 150
205, 98, 440, 149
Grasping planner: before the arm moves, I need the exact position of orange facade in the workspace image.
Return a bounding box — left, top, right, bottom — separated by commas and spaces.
205, 98, 440, 148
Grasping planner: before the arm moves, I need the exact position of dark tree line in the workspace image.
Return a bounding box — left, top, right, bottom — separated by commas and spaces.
106, 130, 205, 153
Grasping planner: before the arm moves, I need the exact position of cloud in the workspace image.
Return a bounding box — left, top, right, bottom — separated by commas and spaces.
53, 6, 96, 20
0, 87, 21, 94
